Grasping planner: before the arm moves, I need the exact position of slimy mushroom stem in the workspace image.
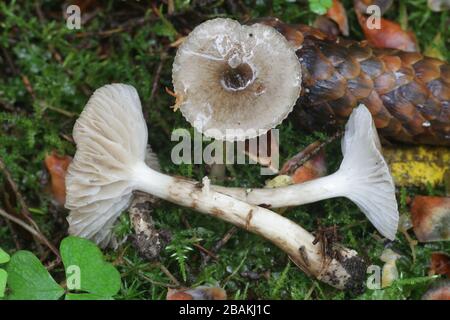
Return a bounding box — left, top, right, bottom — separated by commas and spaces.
212, 105, 399, 240
65, 84, 365, 291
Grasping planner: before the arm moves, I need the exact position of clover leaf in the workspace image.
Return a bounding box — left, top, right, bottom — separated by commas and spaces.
6, 251, 64, 300
0, 248, 9, 264
0, 248, 10, 298
60, 236, 121, 298
4, 236, 121, 300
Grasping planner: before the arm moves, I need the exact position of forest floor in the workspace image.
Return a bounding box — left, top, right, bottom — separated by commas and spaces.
0, 0, 449, 300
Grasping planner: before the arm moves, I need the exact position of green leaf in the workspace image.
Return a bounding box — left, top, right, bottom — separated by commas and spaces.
65, 293, 113, 300
60, 236, 121, 297
309, 0, 333, 15
0, 269, 7, 298
0, 248, 10, 264
6, 251, 64, 300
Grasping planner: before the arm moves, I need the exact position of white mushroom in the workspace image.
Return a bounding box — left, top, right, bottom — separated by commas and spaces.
212, 105, 399, 240
65, 83, 366, 291
172, 18, 302, 141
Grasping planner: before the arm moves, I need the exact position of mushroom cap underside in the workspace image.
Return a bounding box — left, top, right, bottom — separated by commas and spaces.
172, 18, 302, 141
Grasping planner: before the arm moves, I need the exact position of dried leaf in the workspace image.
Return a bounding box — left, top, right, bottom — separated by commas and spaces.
356, 11, 418, 52
382, 146, 450, 188
44, 152, 72, 206
326, 0, 349, 36
167, 286, 227, 300
313, 16, 341, 37
280, 141, 327, 184
265, 175, 293, 188
411, 196, 450, 242
291, 151, 327, 184
429, 252, 450, 277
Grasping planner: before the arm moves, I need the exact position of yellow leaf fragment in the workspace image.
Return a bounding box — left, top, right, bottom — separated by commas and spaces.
382, 146, 450, 187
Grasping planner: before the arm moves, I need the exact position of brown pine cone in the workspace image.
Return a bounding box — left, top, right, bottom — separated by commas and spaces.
256, 18, 450, 146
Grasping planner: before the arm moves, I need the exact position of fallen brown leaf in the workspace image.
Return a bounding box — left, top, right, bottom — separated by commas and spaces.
326, 0, 349, 36
356, 10, 418, 52
44, 152, 72, 206
280, 141, 327, 184
167, 286, 227, 300
430, 252, 450, 277
410, 196, 450, 242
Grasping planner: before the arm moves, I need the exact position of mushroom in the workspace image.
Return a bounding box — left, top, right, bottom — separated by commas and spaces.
212, 104, 399, 240
172, 18, 302, 141
65, 84, 366, 291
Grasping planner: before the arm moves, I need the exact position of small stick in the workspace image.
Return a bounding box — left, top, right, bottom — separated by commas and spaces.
0, 157, 40, 231
281, 131, 343, 175
4, 218, 21, 250
138, 271, 179, 289
157, 262, 181, 287
193, 243, 218, 261
0, 157, 60, 258
0, 207, 59, 258
149, 54, 166, 103
203, 226, 238, 264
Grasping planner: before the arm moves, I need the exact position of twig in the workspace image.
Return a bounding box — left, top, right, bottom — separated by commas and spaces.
193, 243, 218, 261
0, 207, 59, 258
40, 102, 78, 118
0, 207, 41, 238
0, 207, 52, 253
0, 157, 39, 231
138, 271, 179, 288
280, 130, 343, 175
149, 55, 166, 103
3, 219, 21, 250
0, 46, 18, 75
0, 99, 15, 112
203, 226, 238, 264
74, 15, 154, 38
45, 257, 62, 271
0, 157, 60, 258
157, 262, 181, 286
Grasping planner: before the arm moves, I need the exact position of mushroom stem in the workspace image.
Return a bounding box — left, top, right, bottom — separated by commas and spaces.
65, 84, 366, 291
212, 171, 343, 207
212, 105, 399, 240
132, 163, 365, 291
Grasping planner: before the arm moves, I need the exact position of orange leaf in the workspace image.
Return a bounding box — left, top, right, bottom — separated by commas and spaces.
326, 0, 349, 36
357, 13, 418, 52
280, 141, 327, 184
44, 152, 72, 206
430, 252, 450, 278
410, 196, 450, 242
167, 286, 227, 300
291, 150, 327, 184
